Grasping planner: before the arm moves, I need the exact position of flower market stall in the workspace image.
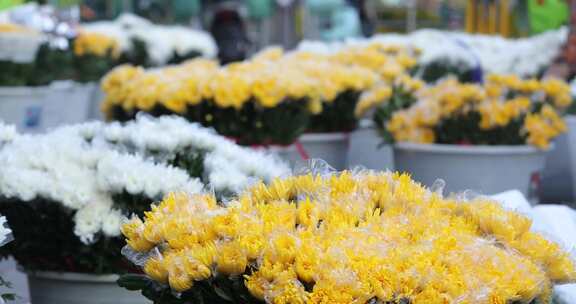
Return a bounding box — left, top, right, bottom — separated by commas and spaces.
0, 116, 289, 304
100, 43, 423, 170
2, 2, 576, 303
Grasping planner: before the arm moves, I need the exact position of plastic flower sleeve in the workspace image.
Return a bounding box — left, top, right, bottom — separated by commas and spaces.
0, 216, 12, 247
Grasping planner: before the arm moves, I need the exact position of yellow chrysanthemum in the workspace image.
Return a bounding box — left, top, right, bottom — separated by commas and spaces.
123, 171, 576, 303
74, 32, 120, 58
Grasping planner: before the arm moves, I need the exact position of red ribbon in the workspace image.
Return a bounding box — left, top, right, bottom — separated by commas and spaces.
294, 140, 310, 160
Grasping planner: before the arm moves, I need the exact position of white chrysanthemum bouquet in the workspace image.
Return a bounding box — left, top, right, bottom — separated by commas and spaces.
0, 115, 289, 274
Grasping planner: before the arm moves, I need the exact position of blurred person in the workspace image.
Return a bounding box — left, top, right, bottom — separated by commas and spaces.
208, 0, 249, 64
348, 0, 375, 36
305, 0, 364, 40
546, 0, 575, 79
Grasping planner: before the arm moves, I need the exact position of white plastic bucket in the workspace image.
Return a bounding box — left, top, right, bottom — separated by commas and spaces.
566, 116, 576, 201
394, 143, 549, 203
541, 132, 574, 203
0, 85, 49, 132
43, 81, 95, 128
263, 133, 349, 171
0, 33, 44, 63
0, 82, 94, 132
299, 133, 349, 170
28, 272, 150, 304
88, 83, 106, 121
346, 120, 394, 171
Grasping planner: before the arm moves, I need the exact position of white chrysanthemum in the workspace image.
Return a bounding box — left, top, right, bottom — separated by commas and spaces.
300, 27, 568, 78
74, 197, 112, 244
96, 150, 203, 198
0, 122, 17, 144
102, 209, 124, 238
82, 13, 217, 66
0, 116, 290, 244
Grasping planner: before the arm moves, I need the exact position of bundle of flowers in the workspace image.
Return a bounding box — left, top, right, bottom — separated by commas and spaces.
72, 31, 120, 82
120, 168, 576, 303
0, 115, 289, 274
81, 13, 217, 67
368, 75, 572, 149
307, 43, 418, 132
299, 27, 567, 81
0, 22, 121, 85
101, 46, 382, 145
355, 74, 425, 142
0, 23, 46, 86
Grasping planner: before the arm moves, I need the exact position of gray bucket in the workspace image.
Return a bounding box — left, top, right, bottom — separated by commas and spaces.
347, 120, 394, 171
279, 133, 349, 170
0, 82, 95, 133
567, 116, 576, 204
394, 142, 549, 203
28, 272, 149, 304
541, 132, 574, 203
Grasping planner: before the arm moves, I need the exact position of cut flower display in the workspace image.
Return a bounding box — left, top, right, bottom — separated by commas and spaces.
299, 28, 567, 81
101, 43, 419, 144
0, 22, 119, 85
0, 115, 289, 273
82, 14, 217, 67
121, 168, 576, 303
365, 75, 572, 149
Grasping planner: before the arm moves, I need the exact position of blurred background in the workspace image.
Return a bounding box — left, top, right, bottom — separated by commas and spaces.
1, 0, 571, 52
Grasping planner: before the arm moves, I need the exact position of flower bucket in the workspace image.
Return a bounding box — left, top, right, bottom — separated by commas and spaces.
263, 133, 349, 170
88, 83, 106, 120
43, 81, 94, 127
347, 120, 394, 171
541, 131, 574, 203
0, 82, 94, 132
394, 143, 549, 203
28, 272, 149, 304
299, 133, 349, 170
0, 32, 44, 63
0, 85, 50, 132
566, 116, 576, 201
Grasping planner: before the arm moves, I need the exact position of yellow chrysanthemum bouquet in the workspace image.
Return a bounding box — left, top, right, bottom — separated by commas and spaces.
304, 44, 417, 133
366, 75, 572, 149
120, 169, 576, 303
356, 74, 425, 143
101, 56, 315, 145
101, 46, 387, 145
73, 31, 121, 82
0, 23, 122, 85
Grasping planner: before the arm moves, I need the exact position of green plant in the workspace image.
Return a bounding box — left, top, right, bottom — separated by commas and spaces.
417, 59, 476, 84
109, 100, 311, 146
307, 90, 362, 133
373, 85, 418, 143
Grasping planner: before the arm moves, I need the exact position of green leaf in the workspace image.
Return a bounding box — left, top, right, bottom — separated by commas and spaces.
117, 274, 151, 291
1, 293, 15, 301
